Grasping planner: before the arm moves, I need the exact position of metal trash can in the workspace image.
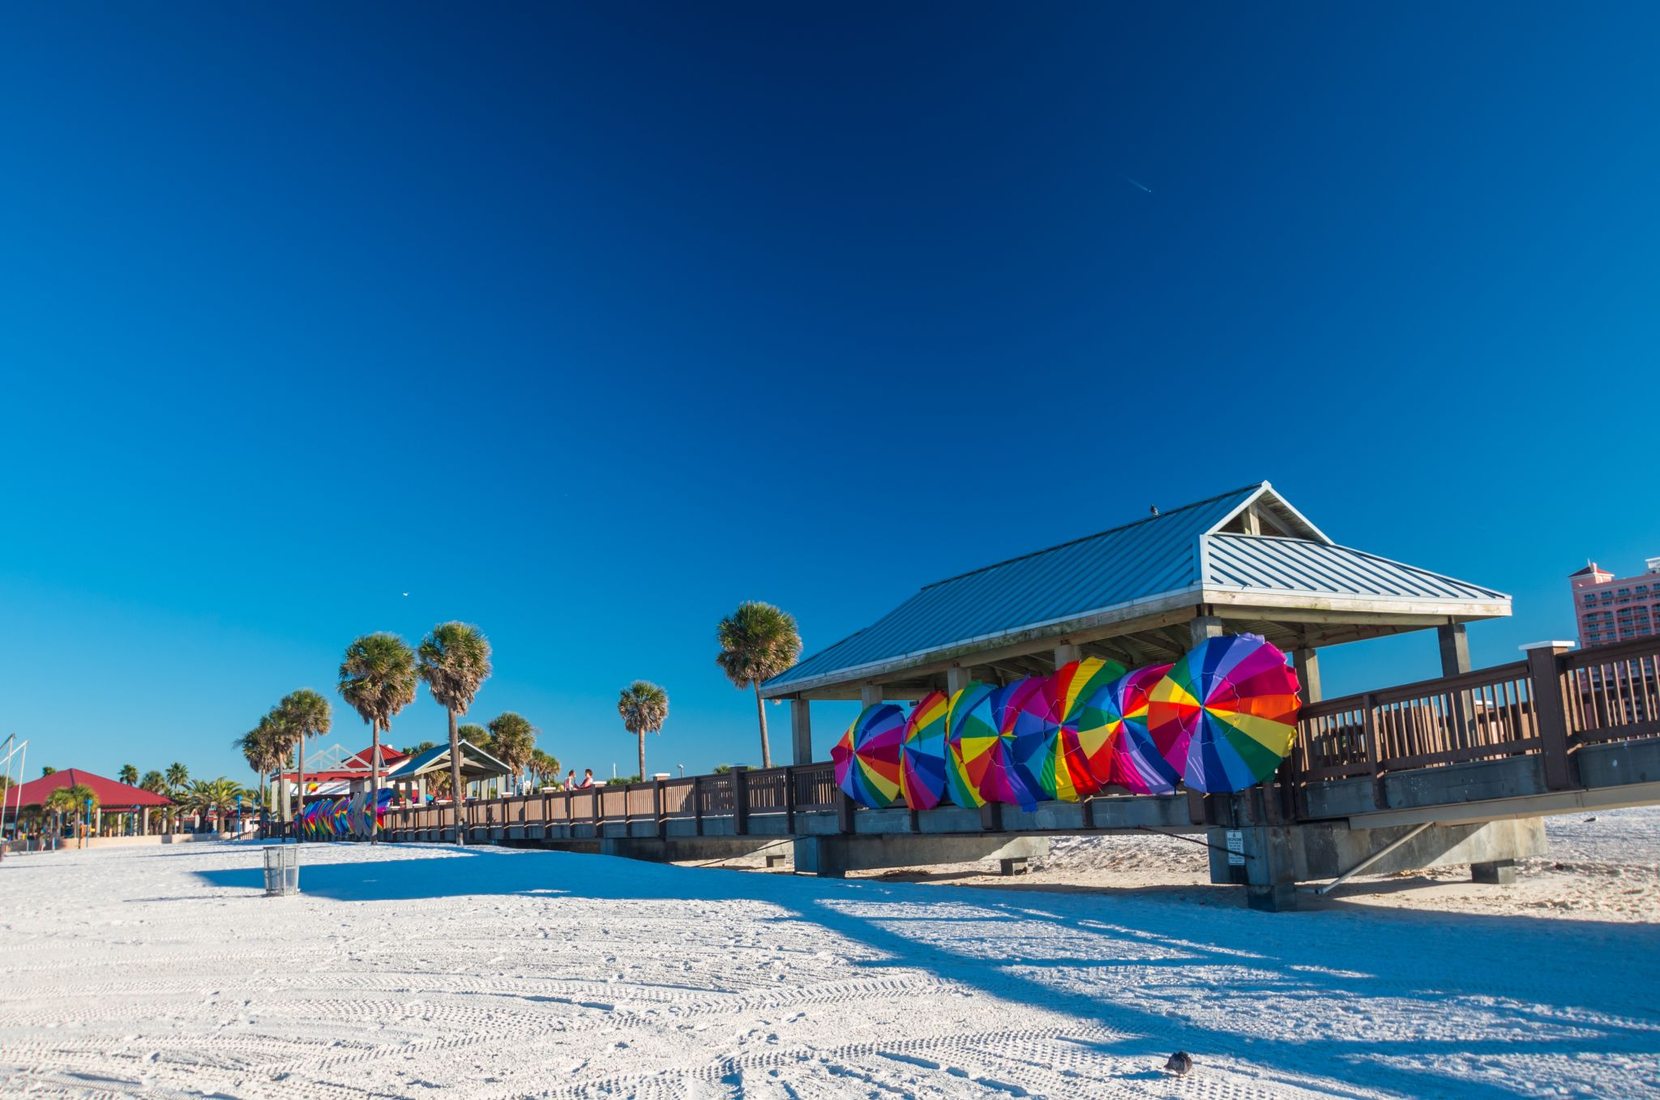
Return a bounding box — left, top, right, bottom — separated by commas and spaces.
263, 845, 300, 896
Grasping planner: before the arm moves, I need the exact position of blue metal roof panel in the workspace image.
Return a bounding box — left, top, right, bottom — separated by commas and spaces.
766, 484, 1262, 689
385, 739, 509, 778
1203, 534, 1508, 601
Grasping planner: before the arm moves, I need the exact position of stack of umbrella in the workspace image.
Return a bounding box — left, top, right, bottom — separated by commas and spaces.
830, 634, 1301, 809
295, 789, 393, 840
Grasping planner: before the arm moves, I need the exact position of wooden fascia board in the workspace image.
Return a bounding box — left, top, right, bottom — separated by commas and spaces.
1201, 586, 1512, 621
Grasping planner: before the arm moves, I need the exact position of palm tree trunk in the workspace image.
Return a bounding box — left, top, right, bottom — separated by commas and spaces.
447, 708, 465, 846
753, 683, 772, 769
370, 720, 382, 845
638, 732, 646, 785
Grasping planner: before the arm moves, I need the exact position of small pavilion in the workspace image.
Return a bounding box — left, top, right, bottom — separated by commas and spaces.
3, 768, 172, 836
761, 482, 1511, 761
274, 743, 411, 806
385, 740, 513, 803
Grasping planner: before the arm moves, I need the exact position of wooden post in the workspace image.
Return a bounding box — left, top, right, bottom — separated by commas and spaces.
653, 779, 664, 838
783, 766, 797, 834
1525, 642, 1578, 791
733, 769, 750, 835
790, 698, 813, 765
1189, 613, 1224, 648
1293, 648, 1322, 703
837, 791, 855, 834
859, 683, 883, 707
1440, 623, 1474, 748
1362, 693, 1383, 808
1054, 642, 1081, 667
693, 776, 705, 836
1438, 623, 1472, 674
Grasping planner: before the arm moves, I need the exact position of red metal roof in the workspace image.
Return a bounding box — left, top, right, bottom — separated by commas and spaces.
6, 768, 173, 810
343, 744, 407, 769
275, 744, 408, 784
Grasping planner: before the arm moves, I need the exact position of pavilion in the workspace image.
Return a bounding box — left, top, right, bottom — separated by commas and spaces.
385, 740, 513, 803
272, 743, 411, 807
761, 481, 1511, 761
3, 768, 172, 837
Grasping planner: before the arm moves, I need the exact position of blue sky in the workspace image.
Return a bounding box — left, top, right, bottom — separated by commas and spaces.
1, 3, 1657, 784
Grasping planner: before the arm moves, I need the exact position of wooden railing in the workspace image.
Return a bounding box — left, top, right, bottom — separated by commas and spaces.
376, 639, 1660, 839
1293, 661, 1538, 781
378, 762, 848, 839
1561, 636, 1660, 746
1291, 635, 1660, 793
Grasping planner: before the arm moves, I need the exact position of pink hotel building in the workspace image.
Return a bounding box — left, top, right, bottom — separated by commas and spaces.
1572, 558, 1660, 647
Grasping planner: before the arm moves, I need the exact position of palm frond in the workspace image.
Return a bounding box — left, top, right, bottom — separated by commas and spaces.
338, 633, 418, 731
617, 681, 670, 737
416, 622, 492, 714
714, 601, 802, 688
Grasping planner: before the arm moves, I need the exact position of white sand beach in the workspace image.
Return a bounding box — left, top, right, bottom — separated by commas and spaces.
1, 814, 1657, 1098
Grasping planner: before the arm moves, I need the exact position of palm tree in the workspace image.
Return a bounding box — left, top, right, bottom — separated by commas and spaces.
139, 771, 168, 833
487, 713, 537, 795
233, 719, 283, 818
275, 690, 330, 837
339, 633, 417, 843
118, 764, 138, 786
617, 681, 669, 782
56, 784, 99, 844
181, 778, 252, 832
44, 787, 80, 843
528, 748, 561, 789
165, 762, 189, 793
416, 623, 491, 845
715, 602, 802, 769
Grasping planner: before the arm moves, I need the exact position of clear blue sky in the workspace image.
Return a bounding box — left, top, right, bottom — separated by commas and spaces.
1, 3, 1656, 784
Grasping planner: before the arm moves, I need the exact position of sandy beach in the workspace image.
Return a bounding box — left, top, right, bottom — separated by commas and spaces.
1, 813, 1657, 1098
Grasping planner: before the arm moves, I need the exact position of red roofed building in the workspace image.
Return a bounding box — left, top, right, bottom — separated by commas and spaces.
4, 768, 172, 839
275, 744, 409, 800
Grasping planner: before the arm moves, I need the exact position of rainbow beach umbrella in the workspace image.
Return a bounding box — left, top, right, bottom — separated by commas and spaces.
1098, 663, 1178, 794
1004, 677, 1066, 805
1148, 634, 1302, 794
947, 681, 1038, 809
831, 704, 906, 808
1047, 657, 1129, 797
899, 691, 950, 810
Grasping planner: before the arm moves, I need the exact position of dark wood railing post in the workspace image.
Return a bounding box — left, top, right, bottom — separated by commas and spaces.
1361, 693, 1382, 807
837, 791, 855, 835
783, 766, 797, 834
693, 776, 705, 836
1526, 642, 1578, 790
733, 770, 750, 835
653, 779, 665, 839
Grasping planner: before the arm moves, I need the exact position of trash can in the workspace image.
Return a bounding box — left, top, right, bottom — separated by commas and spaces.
263, 845, 300, 896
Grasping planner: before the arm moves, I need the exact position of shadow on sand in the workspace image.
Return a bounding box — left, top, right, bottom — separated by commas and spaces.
199, 844, 1660, 1098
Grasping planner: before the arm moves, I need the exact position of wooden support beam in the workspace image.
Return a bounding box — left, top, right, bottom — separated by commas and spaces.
1293, 648, 1322, 703
1438, 623, 1471, 676
790, 698, 813, 765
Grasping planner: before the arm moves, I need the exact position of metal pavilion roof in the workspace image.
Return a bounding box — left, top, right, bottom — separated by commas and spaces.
762, 482, 1510, 700
385, 739, 513, 782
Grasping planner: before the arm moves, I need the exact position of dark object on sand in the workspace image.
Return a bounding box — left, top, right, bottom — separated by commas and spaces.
1165, 1051, 1193, 1076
